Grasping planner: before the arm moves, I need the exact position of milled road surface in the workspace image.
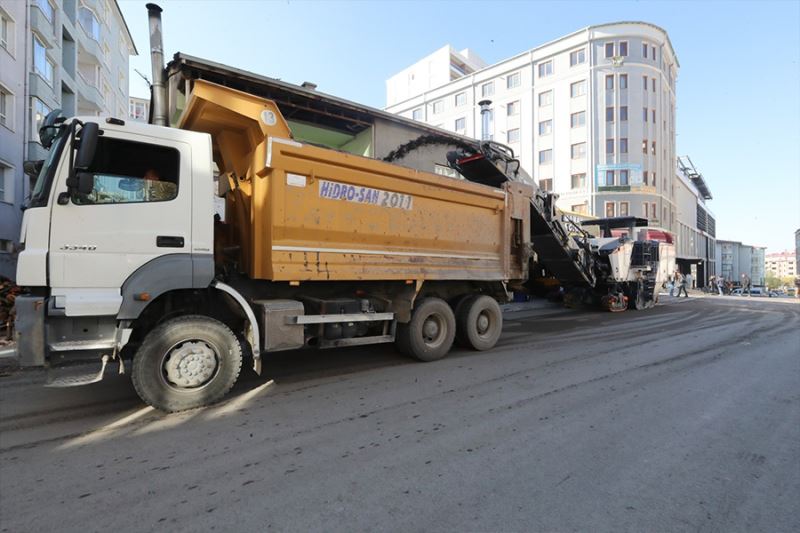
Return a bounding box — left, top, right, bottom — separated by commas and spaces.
1, 296, 798, 532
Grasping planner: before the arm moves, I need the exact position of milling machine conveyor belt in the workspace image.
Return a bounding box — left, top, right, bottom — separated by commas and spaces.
448, 145, 596, 289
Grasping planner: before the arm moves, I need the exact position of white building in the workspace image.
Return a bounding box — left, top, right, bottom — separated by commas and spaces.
128, 95, 148, 122
716, 240, 767, 286
674, 156, 716, 287
0, 0, 136, 279
386, 22, 678, 229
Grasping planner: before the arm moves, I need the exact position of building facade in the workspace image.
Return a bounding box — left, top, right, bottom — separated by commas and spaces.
765, 251, 797, 279
386, 22, 679, 232
716, 240, 767, 286
674, 156, 715, 287
0, 0, 135, 279
128, 94, 148, 122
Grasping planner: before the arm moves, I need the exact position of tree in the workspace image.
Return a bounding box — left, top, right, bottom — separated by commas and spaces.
765, 273, 782, 289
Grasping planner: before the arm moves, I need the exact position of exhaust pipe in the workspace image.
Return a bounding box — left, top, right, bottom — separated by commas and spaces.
146, 3, 167, 126
478, 99, 492, 142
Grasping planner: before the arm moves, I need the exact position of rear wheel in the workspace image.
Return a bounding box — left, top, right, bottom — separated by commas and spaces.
132, 315, 243, 412
395, 298, 456, 362
455, 295, 503, 351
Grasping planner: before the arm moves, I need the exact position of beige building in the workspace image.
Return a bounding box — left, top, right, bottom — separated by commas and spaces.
765, 251, 797, 278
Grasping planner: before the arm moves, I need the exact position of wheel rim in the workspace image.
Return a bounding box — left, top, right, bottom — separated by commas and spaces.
421, 314, 446, 349
161, 340, 220, 391
476, 311, 491, 337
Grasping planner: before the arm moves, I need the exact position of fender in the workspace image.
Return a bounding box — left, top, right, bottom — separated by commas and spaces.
212, 281, 262, 375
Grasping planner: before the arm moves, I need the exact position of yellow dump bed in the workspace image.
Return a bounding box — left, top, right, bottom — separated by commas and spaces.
180, 80, 531, 283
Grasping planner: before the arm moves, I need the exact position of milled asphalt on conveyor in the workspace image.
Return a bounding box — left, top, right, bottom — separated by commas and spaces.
1, 296, 798, 532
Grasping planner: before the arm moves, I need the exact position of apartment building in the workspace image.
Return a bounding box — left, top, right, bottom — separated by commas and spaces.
716, 240, 766, 286
765, 251, 797, 279
128, 95, 148, 122
0, 0, 135, 279
386, 22, 678, 232
674, 156, 715, 287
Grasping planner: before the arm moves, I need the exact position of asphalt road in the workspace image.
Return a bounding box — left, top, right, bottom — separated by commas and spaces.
1, 295, 798, 532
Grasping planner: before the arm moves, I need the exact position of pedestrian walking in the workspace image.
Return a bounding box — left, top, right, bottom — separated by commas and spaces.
741, 274, 751, 297
716, 276, 725, 296
669, 271, 678, 297
675, 272, 689, 297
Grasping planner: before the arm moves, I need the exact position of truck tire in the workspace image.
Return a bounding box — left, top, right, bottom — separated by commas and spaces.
131, 315, 243, 412
395, 298, 456, 362
455, 295, 503, 351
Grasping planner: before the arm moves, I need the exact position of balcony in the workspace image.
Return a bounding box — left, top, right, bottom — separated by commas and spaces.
75, 73, 103, 112
29, 7, 56, 48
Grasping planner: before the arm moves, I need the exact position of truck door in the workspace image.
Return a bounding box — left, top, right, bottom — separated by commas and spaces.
48, 131, 191, 316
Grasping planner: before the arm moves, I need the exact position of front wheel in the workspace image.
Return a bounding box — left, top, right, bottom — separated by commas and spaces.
131, 315, 243, 412
395, 298, 456, 362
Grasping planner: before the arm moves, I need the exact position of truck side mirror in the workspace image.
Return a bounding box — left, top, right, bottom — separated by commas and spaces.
75, 122, 99, 170
76, 172, 94, 195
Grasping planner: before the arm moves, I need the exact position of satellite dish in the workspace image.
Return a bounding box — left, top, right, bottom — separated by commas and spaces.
611, 56, 624, 67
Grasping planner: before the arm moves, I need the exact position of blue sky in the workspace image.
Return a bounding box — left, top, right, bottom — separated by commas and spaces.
119, 0, 800, 253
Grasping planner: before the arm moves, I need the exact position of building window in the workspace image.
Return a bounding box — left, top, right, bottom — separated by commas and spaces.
643, 76, 648, 91
642, 42, 648, 58
605, 170, 615, 185
570, 80, 586, 97
652, 109, 656, 122
571, 203, 588, 215
571, 142, 586, 160
605, 42, 615, 58
454, 117, 465, 131
619, 201, 629, 216
538, 119, 552, 136
642, 139, 648, 154
619, 106, 628, 121
652, 202, 658, 219
620, 74, 628, 89
652, 46, 656, 61
455, 92, 466, 106
652, 172, 656, 186
606, 138, 614, 154
507, 128, 520, 143
570, 111, 585, 128
129, 99, 147, 121
643, 202, 649, 218
619, 41, 628, 57
481, 81, 494, 97
539, 149, 552, 165
620, 138, 628, 153
78, 3, 101, 42
643, 107, 648, 122
31, 97, 51, 141
570, 48, 586, 66
606, 75, 614, 90
651, 140, 656, 155
507, 72, 520, 89
538, 90, 552, 107
507, 101, 519, 116
33, 35, 54, 85
620, 171, 629, 186
606, 106, 614, 122
652, 78, 656, 92
0, 163, 9, 203
434, 164, 461, 179
412, 108, 422, 120
571, 173, 586, 189
35, 0, 55, 25
643, 171, 648, 185
0, 86, 11, 129
605, 202, 616, 217
0, 10, 12, 53
432, 100, 443, 114
538, 60, 553, 78
539, 178, 552, 192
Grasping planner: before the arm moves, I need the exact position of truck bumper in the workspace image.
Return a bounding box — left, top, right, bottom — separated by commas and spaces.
14, 295, 47, 367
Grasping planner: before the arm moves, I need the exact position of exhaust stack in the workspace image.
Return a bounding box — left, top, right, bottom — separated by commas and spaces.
146, 3, 167, 126
478, 99, 492, 142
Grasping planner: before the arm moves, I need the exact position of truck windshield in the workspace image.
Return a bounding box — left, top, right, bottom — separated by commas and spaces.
29, 127, 68, 209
